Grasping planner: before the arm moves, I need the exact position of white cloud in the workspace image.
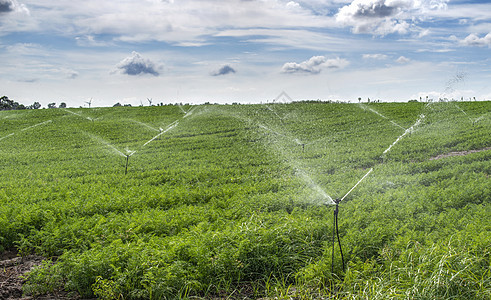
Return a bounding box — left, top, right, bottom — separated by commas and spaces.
286, 1, 301, 9
26, 0, 328, 46
116, 52, 161, 76
0, 0, 28, 14
211, 65, 236, 76
363, 53, 388, 59
281, 56, 349, 74
396, 56, 410, 63
215, 28, 350, 51
459, 33, 491, 47
335, 0, 448, 36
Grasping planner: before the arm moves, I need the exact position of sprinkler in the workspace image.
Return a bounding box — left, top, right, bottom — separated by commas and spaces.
331, 198, 345, 272
124, 151, 136, 175
125, 154, 130, 175
329, 168, 373, 272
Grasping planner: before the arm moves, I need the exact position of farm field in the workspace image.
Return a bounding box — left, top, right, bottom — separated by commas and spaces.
0, 101, 490, 299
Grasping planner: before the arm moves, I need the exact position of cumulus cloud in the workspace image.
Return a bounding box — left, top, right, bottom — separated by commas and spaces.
336, 0, 448, 36
0, 0, 14, 13
116, 51, 160, 76
281, 56, 349, 74
459, 33, 491, 47
0, 0, 28, 14
211, 65, 236, 76
396, 56, 410, 63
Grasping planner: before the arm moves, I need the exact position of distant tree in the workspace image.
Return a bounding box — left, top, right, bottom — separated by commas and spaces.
48, 102, 57, 109
1, 96, 27, 110
113, 102, 122, 107
59, 102, 67, 108
30, 102, 42, 109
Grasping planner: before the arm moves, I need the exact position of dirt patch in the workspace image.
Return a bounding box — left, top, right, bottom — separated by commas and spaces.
1, 253, 44, 300
0, 252, 77, 300
429, 147, 491, 160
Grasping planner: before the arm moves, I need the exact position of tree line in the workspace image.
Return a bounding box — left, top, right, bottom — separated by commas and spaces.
0, 96, 42, 110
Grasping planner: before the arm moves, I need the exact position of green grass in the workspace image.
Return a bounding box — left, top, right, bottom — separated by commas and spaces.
0, 101, 489, 299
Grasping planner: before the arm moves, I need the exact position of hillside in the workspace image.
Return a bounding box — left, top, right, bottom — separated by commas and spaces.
0, 101, 490, 299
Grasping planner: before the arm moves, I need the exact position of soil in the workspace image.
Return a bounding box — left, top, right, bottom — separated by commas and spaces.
0, 251, 77, 300
429, 147, 491, 160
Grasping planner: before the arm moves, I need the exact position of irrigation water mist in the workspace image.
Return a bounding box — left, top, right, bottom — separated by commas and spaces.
258, 123, 288, 138
256, 122, 336, 205
177, 105, 199, 119
453, 103, 488, 125
382, 114, 425, 156
20, 120, 52, 132
177, 104, 187, 114
84, 132, 128, 158
63, 109, 94, 121
1, 119, 53, 143
128, 119, 161, 132
265, 105, 285, 121
183, 106, 198, 118
358, 103, 406, 130
0, 133, 15, 142
339, 168, 373, 203
473, 115, 486, 124
142, 120, 179, 148
443, 71, 466, 96
295, 168, 335, 205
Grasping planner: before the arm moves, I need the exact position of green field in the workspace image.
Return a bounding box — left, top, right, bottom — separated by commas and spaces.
1, 101, 490, 299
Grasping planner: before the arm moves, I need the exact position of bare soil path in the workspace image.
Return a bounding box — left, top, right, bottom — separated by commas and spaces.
0, 251, 77, 300
429, 147, 490, 160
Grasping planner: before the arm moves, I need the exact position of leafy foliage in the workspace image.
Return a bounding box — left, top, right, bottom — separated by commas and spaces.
0, 101, 489, 299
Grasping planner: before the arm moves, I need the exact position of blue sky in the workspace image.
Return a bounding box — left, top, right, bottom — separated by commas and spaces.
0, 0, 490, 107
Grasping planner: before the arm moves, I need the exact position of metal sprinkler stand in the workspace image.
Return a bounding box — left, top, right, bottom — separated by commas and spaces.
329, 168, 372, 273
331, 198, 345, 273
125, 154, 130, 175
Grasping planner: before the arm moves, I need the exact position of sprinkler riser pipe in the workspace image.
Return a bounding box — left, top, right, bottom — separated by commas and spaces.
125, 155, 129, 175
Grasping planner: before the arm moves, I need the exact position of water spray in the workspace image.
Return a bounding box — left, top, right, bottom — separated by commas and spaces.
63, 109, 93, 121
183, 106, 198, 118
128, 119, 161, 132
20, 120, 52, 132
0, 133, 15, 142
142, 121, 179, 148
293, 138, 305, 152
381, 114, 425, 162
358, 104, 405, 130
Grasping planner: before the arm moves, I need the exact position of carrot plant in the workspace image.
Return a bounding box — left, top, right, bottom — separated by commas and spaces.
0, 101, 489, 299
